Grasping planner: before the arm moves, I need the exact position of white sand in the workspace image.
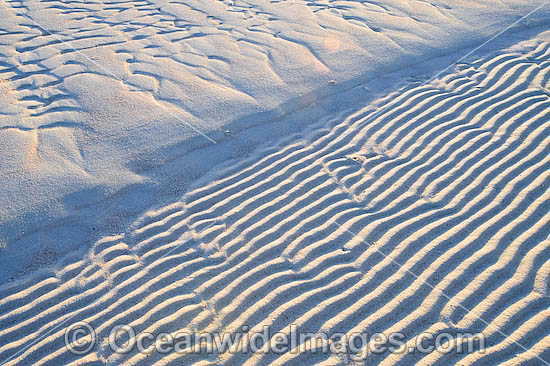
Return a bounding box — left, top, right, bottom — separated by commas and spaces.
0, 1, 549, 365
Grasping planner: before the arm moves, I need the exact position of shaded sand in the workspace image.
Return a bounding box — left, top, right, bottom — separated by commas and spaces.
1, 29, 549, 366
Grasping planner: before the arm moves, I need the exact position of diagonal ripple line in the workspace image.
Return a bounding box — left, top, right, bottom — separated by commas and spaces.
333, 221, 550, 366
427, 0, 550, 84
6, 7, 217, 145
154, 218, 221, 264
0, 219, 220, 366
357, 0, 550, 130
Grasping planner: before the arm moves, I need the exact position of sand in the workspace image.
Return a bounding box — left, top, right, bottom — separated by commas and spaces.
0, 1, 549, 365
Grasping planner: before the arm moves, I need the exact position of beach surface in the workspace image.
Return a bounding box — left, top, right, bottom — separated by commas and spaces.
0, 1, 549, 365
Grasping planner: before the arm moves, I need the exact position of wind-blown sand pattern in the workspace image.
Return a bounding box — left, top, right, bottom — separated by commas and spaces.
1, 29, 549, 366
2, 0, 550, 279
